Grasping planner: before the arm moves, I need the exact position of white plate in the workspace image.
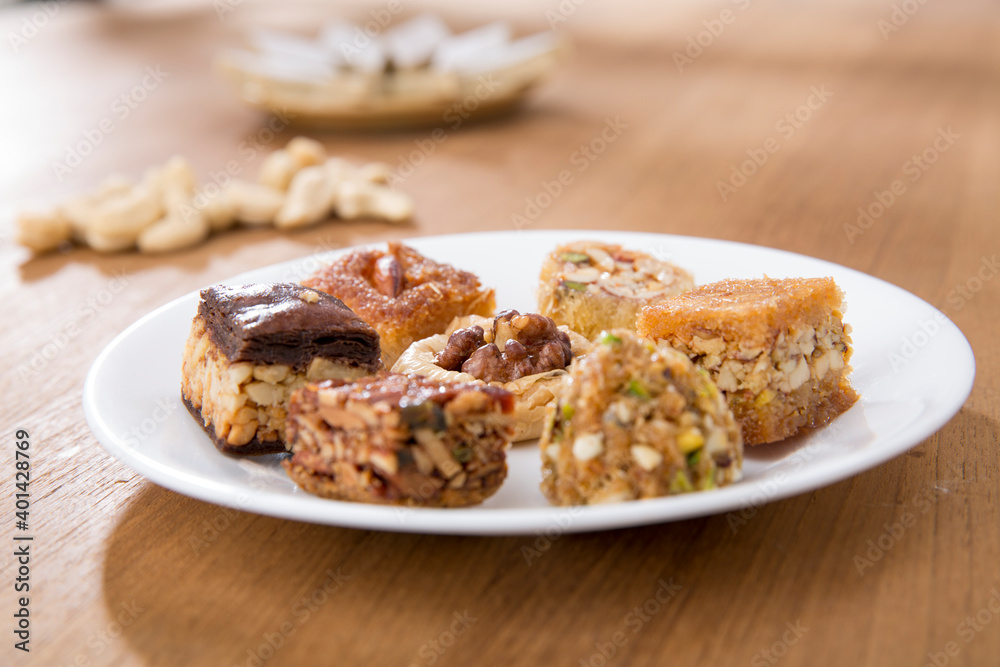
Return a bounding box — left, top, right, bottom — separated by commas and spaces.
83, 231, 975, 535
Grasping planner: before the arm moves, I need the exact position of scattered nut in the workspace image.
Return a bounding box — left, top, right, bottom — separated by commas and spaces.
257, 150, 300, 191
199, 194, 238, 232
15, 136, 413, 254
357, 162, 393, 184
226, 180, 285, 226
137, 209, 209, 254
336, 179, 414, 222
16, 210, 71, 252
90, 185, 164, 239
274, 165, 337, 229
286, 136, 326, 167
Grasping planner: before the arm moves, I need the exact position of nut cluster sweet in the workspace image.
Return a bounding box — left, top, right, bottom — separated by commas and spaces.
434, 310, 573, 383
16, 136, 414, 254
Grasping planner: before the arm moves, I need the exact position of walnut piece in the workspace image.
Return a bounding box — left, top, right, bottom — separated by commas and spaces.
435, 310, 573, 383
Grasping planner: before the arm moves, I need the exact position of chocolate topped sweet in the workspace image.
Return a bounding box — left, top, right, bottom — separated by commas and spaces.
181, 282, 382, 455
199, 283, 381, 371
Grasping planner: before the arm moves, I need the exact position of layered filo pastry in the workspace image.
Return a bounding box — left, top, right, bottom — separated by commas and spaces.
391, 310, 592, 441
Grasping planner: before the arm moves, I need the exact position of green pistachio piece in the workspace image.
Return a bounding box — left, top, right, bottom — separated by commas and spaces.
627, 379, 649, 399
559, 251, 591, 264
669, 471, 694, 493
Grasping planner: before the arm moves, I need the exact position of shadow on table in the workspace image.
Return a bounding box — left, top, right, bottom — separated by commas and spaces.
99, 407, 994, 667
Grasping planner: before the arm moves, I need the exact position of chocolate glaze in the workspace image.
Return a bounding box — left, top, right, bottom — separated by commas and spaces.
198, 283, 381, 371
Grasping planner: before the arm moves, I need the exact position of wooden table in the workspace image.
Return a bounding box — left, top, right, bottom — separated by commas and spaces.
3, 1, 998, 665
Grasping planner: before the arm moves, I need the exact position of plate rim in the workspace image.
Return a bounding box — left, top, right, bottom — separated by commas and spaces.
82, 229, 976, 535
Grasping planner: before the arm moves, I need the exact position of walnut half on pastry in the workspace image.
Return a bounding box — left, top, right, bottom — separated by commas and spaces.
391, 311, 592, 441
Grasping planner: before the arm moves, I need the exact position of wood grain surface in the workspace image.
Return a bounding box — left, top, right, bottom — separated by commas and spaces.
2, 1, 998, 666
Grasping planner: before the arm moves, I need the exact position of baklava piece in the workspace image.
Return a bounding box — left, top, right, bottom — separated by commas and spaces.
537, 240, 694, 340
540, 330, 742, 506
181, 283, 381, 454
392, 310, 592, 441
284, 373, 514, 507
303, 242, 496, 368
636, 277, 858, 445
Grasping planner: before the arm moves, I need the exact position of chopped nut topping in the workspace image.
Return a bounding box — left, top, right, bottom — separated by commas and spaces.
572, 432, 605, 461
298, 290, 320, 303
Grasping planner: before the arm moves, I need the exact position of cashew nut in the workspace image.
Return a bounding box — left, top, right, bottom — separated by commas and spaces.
286, 137, 326, 167
225, 180, 285, 225
258, 149, 300, 191
198, 193, 238, 232
259, 138, 326, 191
357, 162, 392, 184
335, 180, 413, 222
137, 208, 209, 253
15, 210, 72, 252
89, 185, 165, 239
274, 166, 338, 229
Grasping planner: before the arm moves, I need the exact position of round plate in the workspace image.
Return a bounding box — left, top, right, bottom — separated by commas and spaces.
82, 230, 975, 535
